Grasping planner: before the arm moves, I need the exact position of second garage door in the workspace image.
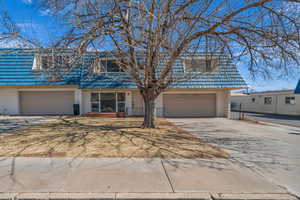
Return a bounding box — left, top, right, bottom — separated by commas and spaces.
163, 93, 216, 117
20, 91, 74, 115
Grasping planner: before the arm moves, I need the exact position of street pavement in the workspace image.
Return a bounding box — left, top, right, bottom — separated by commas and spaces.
231, 111, 300, 128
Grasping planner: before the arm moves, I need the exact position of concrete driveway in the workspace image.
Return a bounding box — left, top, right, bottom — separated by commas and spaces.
169, 118, 300, 197
0, 116, 60, 133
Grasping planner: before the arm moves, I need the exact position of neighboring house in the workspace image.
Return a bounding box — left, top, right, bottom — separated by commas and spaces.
0, 48, 247, 117
231, 89, 300, 116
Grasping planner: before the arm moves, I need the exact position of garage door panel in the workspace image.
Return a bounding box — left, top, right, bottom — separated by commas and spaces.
20, 91, 74, 115
163, 94, 216, 117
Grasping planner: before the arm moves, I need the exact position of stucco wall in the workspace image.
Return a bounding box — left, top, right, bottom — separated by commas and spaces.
131, 90, 144, 116
231, 93, 300, 115
216, 90, 230, 117
0, 88, 231, 117
0, 89, 19, 115
276, 94, 300, 115
82, 91, 91, 114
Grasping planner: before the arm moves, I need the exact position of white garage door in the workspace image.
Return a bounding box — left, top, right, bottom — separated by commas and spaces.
163, 94, 216, 117
20, 91, 74, 115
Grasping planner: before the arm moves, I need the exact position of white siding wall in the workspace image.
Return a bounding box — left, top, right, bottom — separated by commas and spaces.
231, 93, 300, 115
0, 89, 19, 115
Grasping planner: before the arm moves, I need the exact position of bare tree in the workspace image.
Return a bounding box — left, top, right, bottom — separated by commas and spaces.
0, 4, 38, 47
1, 0, 300, 128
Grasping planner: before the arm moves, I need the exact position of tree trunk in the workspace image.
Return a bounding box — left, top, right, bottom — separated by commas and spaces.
141, 92, 156, 128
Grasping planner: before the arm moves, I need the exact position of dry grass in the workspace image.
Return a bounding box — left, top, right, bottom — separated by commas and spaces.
0, 117, 229, 158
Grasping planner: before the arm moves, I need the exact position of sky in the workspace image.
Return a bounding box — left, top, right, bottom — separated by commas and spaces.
0, 0, 299, 92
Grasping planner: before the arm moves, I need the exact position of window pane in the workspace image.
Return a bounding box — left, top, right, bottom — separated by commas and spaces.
117, 93, 126, 101
291, 99, 295, 105
118, 102, 125, 112
91, 93, 99, 102
54, 55, 63, 65
100, 60, 106, 71
100, 93, 116, 112
285, 97, 290, 104
91, 103, 99, 112
41, 56, 49, 68
286, 96, 295, 105
265, 97, 272, 104
107, 60, 121, 72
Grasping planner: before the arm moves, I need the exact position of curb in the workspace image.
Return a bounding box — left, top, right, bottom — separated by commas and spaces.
0, 193, 297, 200
116, 193, 211, 200
210, 193, 298, 200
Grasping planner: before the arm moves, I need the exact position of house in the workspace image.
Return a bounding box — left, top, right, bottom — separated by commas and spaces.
0, 48, 247, 117
231, 89, 300, 116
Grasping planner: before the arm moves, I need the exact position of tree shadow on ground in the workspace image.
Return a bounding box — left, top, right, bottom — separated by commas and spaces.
0, 117, 229, 159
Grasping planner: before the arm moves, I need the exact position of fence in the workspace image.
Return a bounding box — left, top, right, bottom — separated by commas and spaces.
230, 103, 246, 120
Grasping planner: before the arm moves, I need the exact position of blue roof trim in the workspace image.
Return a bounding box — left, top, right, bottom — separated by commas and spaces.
295, 80, 300, 94
0, 48, 248, 89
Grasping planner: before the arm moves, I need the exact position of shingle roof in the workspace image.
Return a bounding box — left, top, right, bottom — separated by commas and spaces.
295, 80, 300, 94
0, 48, 247, 89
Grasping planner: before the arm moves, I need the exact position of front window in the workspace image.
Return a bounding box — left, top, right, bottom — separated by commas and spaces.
90, 92, 126, 112
264, 97, 272, 104
184, 57, 219, 73
285, 96, 295, 105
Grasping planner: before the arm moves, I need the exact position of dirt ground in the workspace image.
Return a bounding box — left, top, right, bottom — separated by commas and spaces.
0, 117, 228, 158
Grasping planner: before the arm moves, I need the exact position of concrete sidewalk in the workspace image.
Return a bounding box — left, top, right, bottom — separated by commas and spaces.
0, 157, 286, 193
0, 192, 298, 200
